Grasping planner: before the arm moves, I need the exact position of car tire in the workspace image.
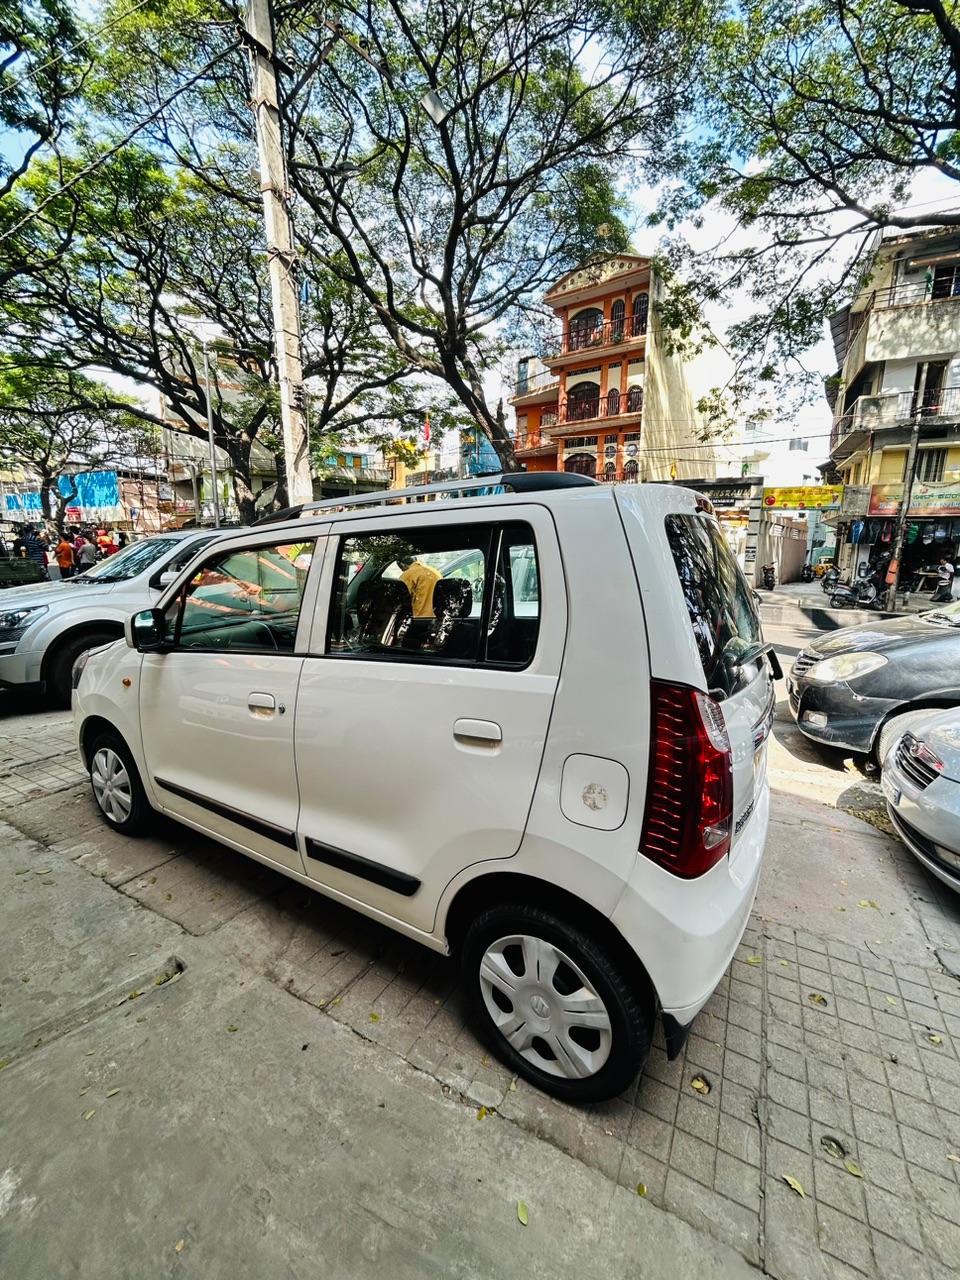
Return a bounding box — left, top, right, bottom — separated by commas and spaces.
877, 709, 947, 767
88, 730, 151, 837
47, 630, 119, 706
461, 902, 653, 1102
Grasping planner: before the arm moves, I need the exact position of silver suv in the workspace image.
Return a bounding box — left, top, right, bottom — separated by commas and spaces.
0, 530, 220, 703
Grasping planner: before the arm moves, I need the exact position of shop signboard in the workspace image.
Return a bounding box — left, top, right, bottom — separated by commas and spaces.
869, 481, 960, 517
762, 485, 843, 510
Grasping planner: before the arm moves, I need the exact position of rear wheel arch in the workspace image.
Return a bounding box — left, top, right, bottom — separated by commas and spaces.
443, 871, 655, 1007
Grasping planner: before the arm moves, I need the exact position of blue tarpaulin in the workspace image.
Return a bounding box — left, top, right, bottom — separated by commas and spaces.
58, 470, 120, 509
4, 492, 43, 513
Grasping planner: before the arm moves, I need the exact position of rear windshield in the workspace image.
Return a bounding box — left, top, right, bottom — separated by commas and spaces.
665, 514, 761, 697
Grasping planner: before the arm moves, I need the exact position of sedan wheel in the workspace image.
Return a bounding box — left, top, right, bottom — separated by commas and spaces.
479, 933, 613, 1080
91, 746, 134, 825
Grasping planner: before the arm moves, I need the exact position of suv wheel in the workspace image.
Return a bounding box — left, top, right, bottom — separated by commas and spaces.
462, 903, 653, 1102
88, 731, 150, 836
48, 630, 118, 706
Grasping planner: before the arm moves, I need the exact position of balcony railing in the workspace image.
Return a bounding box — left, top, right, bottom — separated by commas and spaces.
861, 278, 960, 312
513, 432, 554, 453
550, 313, 648, 357
832, 385, 960, 451
558, 386, 643, 425
512, 368, 560, 398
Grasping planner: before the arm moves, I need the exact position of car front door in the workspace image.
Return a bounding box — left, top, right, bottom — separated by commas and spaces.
138, 533, 322, 872
293, 507, 565, 932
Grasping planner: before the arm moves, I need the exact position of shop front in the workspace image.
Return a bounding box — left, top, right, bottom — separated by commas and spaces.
838, 481, 960, 596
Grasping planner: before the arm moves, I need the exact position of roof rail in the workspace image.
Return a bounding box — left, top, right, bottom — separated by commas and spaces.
252, 470, 596, 525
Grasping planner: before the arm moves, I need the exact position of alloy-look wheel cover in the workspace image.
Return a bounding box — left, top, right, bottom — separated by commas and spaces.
478, 933, 613, 1079
91, 747, 133, 825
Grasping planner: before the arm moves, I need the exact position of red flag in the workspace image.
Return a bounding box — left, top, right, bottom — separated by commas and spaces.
423, 413, 431, 444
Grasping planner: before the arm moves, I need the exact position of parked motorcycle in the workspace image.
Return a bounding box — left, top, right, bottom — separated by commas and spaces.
761, 563, 776, 590
821, 567, 840, 593
800, 562, 814, 583
828, 565, 885, 610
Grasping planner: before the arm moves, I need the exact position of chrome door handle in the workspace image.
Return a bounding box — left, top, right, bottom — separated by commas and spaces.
454, 718, 502, 744
248, 691, 276, 714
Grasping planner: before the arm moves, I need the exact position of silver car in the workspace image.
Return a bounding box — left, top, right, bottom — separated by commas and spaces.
882, 709, 960, 893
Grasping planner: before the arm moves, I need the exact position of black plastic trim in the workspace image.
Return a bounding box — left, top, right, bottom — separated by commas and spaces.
304, 837, 421, 896
154, 776, 298, 851
662, 1011, 693, 1060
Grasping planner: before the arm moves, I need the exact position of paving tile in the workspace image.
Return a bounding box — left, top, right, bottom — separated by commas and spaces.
816, 1203, 876, 1274
664, 1169, 760, 1265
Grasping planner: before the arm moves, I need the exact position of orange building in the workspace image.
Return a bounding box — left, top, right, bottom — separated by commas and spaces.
510, 254, 719, 483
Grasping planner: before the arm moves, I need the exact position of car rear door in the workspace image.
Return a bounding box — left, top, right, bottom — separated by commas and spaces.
293, 505, 565, 933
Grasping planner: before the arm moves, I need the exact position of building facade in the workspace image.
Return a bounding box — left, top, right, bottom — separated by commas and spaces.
509, 254, 719, 483
826, 227, 960, 577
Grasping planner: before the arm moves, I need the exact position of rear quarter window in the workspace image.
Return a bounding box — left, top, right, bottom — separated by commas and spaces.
665, 514, 761, 697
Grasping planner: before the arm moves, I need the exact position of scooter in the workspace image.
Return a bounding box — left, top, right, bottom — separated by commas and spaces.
821, 567, 839, 593
828, 566, 885, 610
761, 563, 776, 590
800, 562, 814, 583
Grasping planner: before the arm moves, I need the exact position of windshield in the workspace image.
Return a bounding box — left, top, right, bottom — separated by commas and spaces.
923, 601, 960, 627
75, 538, 179, 584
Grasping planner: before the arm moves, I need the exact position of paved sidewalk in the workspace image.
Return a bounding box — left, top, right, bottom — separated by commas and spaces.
4, 690, 960, 1278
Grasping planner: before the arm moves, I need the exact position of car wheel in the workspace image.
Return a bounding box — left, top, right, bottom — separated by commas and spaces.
461, 903, 653, 1102
47, 629, 119, 706
877, 709, 947, 766
88, 731, 150, 836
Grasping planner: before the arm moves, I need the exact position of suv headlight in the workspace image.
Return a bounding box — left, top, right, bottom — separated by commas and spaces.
807, 652, 888, 684
0, 604, 48, 641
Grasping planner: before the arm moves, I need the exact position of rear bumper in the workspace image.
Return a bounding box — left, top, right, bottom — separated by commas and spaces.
611, 783, 768, 1045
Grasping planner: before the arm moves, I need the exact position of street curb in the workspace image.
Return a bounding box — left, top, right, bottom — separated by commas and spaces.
758, 593, 900, 631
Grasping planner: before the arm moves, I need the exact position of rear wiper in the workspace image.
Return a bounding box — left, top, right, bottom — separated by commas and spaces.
734, 641, 783, 681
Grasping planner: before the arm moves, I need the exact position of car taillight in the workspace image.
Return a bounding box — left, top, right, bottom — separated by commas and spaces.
640, 680, 733, 878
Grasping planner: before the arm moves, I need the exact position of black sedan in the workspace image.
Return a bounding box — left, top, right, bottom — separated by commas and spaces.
789, 602, 960, 760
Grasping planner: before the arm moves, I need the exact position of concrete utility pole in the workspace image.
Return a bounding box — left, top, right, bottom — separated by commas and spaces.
244, 0, 313, 508
885, 363, 929, 612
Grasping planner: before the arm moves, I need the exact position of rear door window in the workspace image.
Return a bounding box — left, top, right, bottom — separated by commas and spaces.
665, 514, 761, 697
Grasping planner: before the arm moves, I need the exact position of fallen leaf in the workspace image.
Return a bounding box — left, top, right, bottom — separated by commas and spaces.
41, 879, 55, 886
947, 1154, 960, 1164
106, 1088, 120, 1098
164, 893, 172, 902
517, 1200, 529, 1226
149, 876, 157, 884
885, 996, 898, 1006
79, 1086, 90, 1096
820, 1135, 846, 1160
136, 1016, 146, 1024
14, 868, 30, 875
33, 869, 51, 875
369, 1012, 380, 1023
927, 1034, 943, 1046
0, 1059, 11, 1071
844, 1160, 864, 1179
20, 975, 29, 984
857, 899, 880, 909
128, 952, 137, 957
636, 1182, 647, 1197
509, 1078, 518, 1092
330, 997, 342, 1007
837, 907, 846, 912
481, 1054, 489, 1066
808, 993, 828, 1007
746, 956, 762, 966
477, 1106, 488, 1120
780, 960, 790, 967
82, 1109, 96, 1121
85, 1050, 95, 1057
691, 1074, 711, 1096
226, 1025, 238, 1033
175, 1239, 185, 1254
128, 989, 142, 1001
782, 1175, 805, 1197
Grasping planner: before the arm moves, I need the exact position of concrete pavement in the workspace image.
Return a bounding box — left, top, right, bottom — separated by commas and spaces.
3, 618, 960, 1278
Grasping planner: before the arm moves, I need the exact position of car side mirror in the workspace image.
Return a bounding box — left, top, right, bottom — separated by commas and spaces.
158, 570, 178, 588
126, 607, 168, 652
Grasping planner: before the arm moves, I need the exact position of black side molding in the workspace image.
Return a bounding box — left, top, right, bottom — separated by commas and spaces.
304, 837, 421, 897
662, 1011, 693, 1060
154, 777, 298, 852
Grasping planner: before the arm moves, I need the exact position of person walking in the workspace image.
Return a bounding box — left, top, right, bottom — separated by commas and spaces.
76, 537, 97, 572
933, 556, 956, 603
21, 527, 46, 568
55, 533, 75, 579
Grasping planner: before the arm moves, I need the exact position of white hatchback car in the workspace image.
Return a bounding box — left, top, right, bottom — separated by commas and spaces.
73, 474, 774, 1101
